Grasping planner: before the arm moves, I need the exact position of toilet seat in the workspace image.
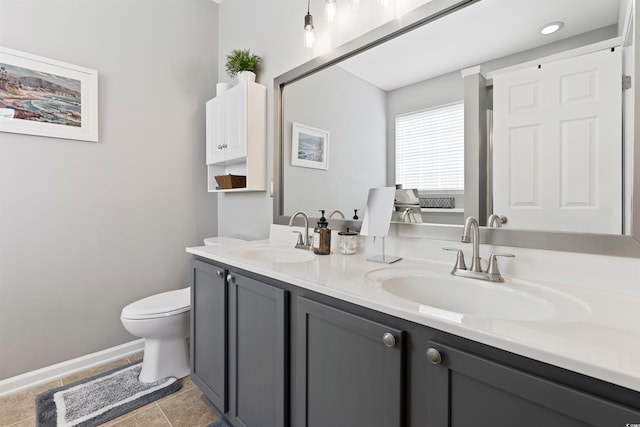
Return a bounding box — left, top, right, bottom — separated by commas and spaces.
121, 288, 190, 320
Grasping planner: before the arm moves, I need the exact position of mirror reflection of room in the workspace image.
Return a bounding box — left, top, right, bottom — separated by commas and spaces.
281, 0, 630, 236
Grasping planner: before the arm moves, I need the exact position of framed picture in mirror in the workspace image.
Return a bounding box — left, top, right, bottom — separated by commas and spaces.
291, 122, 329, 170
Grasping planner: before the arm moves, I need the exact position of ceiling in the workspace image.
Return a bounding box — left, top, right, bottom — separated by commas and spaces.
339, 0, 622, 91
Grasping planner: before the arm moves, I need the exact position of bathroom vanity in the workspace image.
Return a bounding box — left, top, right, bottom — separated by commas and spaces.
188, 0, 640, 424
187, 238, 640, 427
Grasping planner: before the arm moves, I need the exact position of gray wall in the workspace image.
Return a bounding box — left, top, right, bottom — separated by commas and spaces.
283, 66, 386, 217
0, 0, 218, 379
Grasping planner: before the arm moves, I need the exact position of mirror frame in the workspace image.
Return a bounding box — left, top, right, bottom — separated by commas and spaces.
273, 0, 640, 258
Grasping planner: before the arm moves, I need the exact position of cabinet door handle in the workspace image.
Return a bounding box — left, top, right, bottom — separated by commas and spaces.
227, 274, 236, 284
426, 348, 442, 365
216, 270, 224, 279
217, 144, 223, 150
383, 333, 396, 347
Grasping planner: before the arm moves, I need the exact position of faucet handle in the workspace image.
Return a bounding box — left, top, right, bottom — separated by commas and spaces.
488, 214, 508, 228
443, 247, 467, 271
486, 253, 515, 280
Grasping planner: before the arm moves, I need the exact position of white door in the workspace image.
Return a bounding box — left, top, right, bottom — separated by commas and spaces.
205, 96, 225, 164
492, 47, 622, 234
223, 82, 248, 161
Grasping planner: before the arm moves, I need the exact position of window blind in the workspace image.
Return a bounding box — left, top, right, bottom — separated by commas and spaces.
395, 102, 464, 191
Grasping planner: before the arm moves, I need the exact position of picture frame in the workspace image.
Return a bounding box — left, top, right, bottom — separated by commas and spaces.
0, 45, 98, 142
291, 122, 329, 170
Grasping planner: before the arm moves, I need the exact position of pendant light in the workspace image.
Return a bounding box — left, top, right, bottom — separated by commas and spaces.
304, 0, 315, 48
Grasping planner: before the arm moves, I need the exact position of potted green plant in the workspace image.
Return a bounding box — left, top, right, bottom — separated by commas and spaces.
225, 49, 262, 82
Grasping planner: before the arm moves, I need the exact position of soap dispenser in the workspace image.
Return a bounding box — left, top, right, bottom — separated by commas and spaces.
313, 210, 331, 255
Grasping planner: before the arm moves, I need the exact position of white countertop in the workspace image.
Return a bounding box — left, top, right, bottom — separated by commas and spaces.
187, 233, 640, 393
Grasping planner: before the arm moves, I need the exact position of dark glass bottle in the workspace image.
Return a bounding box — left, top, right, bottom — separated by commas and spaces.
313, 210, 331, 255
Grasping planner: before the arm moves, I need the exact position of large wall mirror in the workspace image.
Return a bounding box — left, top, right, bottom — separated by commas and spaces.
274, 0, 640, 257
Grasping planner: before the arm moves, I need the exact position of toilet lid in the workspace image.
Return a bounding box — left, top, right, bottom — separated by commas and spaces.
121, 287, 190, 320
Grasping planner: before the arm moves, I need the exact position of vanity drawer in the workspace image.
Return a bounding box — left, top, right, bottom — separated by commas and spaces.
425, 341, 640, 427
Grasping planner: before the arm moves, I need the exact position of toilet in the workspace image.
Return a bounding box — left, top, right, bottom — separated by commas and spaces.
120, 287, 191, 383
120, 237, 243, 383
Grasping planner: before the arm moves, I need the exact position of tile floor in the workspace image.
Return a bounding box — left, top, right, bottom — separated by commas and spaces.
0, 352, 220, 427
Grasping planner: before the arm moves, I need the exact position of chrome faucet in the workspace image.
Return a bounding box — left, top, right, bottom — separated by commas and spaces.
400, 207, 418, 223
462, 216, 482, 272
443, 216, 515, 282
328, 209, 345, 219
289, 211, 310, 249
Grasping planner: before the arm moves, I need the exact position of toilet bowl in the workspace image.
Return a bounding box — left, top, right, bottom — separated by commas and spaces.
120, 287, 190, 383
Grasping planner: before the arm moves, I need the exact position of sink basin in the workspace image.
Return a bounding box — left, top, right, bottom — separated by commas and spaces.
203, 236, 246, 246
231, 244, 316, 263
365, 267, 589, 322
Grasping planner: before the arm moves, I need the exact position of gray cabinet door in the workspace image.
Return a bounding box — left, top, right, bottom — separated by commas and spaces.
191, 259, 227, 413
296, 297, 404, 427
426, 340, 640, 427
228, 272, 288, 427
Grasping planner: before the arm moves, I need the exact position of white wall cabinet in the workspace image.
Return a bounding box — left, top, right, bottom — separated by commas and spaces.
206, 80, 266, 192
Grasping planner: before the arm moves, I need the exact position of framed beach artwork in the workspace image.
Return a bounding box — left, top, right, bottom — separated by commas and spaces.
0, 46, 98, 142
291, 122, 329, 170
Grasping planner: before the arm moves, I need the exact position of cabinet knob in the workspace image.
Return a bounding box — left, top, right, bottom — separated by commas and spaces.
216, 270, 224, 279
426, 348, 442, 365
217, 144, 223, 150
227, 274, 235, 284
383, 333, 396, 348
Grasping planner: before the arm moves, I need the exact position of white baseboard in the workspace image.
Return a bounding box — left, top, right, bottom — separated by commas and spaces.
0, 339, 145, 397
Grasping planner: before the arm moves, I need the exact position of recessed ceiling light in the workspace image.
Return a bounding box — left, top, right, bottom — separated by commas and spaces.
540, 21, 564, 35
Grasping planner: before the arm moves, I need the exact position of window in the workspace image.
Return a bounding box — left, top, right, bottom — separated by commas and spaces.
395, 102, 464, 191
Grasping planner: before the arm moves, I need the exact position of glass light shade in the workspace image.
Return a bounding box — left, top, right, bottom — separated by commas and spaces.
304, 13, 315, 48
304, 28, 315, 48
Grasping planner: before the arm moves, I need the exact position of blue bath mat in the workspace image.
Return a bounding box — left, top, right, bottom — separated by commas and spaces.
35, 361, 180, 426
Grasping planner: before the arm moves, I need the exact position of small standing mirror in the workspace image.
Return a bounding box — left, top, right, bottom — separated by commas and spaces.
361, 187, 402, 263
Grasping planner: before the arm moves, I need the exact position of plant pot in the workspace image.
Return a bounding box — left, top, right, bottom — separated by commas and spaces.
237, 71, 256, 83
